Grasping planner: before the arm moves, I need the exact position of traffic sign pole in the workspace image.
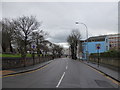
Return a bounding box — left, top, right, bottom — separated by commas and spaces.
97, 49, 100, 67
96, 44, 101, 67
32, 45, 36, 65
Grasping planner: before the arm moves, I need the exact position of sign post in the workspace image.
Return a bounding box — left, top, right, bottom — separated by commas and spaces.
96, 44, 101, 67
32, 45, 36, 65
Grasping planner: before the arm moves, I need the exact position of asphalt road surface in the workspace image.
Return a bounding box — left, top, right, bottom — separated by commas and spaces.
2, 58, 119, 88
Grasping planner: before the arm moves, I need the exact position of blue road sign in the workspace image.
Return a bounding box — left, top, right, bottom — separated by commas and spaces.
32, 45, 35, 49
96, 44, 101, 49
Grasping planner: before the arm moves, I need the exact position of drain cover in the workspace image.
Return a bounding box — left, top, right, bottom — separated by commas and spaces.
95, 80, 114, 88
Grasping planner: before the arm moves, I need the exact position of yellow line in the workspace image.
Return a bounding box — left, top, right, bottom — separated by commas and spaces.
1, 64, 48, 78
87, 65, 120, 86
88, 66, 105, 76
106, 76, 120, 86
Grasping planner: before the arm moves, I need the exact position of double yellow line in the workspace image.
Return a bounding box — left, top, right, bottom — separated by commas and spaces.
1, 64, 48, 78
87, 65, 120, 86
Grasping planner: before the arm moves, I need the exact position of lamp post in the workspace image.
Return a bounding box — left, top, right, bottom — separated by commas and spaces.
75, 22, 89, 61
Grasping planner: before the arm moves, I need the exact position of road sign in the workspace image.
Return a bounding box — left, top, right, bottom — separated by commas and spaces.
32, 45, 35, 48
32, 45, 36, 49
96, 44, 101, 49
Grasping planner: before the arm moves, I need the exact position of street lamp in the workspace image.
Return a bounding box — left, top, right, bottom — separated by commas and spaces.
75, 21, 89, 61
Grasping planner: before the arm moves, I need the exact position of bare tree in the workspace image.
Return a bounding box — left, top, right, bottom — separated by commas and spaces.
31, 30, 48, 55
55, 45, 63, 58
67, 29, 81, 59
50, 44, 63, 59
1, 18, 15, 53
12, 16, 40, 57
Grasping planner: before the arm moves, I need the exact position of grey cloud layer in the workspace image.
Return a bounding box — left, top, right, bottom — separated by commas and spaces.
2, 2, 118, 45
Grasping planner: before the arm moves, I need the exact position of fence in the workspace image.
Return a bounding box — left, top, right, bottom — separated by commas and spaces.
2, 56, 53, 70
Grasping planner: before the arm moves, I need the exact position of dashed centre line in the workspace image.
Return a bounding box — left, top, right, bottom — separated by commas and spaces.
56, 61, 68, 88
66, 65, 68, 70
56, 72, 65, 88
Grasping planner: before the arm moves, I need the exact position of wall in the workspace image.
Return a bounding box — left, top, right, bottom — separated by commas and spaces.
89, 57, 120, 68
2, 56, 53, 69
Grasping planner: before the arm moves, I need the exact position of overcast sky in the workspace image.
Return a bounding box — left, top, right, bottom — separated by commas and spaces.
2, 1, 118, 48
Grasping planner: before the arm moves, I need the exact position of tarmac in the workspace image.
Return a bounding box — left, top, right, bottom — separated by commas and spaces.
1, 59, 119, 83
3, 58, 119, 88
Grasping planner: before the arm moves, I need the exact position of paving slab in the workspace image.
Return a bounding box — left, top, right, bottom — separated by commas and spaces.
82, 60, 119, 82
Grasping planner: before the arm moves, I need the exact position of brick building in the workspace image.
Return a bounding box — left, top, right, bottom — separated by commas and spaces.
107, 34, 120, 51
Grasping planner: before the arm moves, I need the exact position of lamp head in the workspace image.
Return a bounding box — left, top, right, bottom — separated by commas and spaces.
75, 21, 79, 24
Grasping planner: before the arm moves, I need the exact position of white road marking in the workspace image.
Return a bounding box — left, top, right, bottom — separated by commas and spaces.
66, 65, 68, 70
56, 72, 65, 88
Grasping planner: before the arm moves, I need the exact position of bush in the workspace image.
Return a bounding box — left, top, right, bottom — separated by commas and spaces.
90, 50, 120, 58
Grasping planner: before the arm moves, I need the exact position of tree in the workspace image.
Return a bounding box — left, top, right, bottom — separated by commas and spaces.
67, 29, 81, 60
12, 16, 40, 57
50, 44, 63, 58
50, 43, 56, 59
56, 45, 63, 58
31, 30, 48, 56
0, 22, 2, 53
1, 18, 15, 53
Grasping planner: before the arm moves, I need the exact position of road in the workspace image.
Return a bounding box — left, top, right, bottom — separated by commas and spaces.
2, 58, 119, 88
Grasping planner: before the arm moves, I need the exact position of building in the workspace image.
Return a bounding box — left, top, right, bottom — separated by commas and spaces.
63, 48, 70, 56
82, 35, 108, 60
77, 40, 84, 59
107, 34, 120, 51
81, 33, 120, 60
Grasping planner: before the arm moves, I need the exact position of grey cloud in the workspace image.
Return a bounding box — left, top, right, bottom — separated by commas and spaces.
2, 2, 118, 46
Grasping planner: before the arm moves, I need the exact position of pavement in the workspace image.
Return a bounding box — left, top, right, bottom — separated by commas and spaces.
2, 58, 120, 88
81, 60, 119, 82
1, 60, 53, 76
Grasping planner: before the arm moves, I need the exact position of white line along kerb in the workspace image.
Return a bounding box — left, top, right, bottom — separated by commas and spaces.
56, 72, 65, 88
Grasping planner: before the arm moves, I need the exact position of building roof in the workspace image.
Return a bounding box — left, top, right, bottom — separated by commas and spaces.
78, 40, 84, 42
107, 33, 120, 37
86, 35, 107, 42
82, 33, 120, 42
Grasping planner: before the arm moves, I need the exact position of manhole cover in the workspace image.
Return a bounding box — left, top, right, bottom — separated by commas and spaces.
95, 80, 114, 88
